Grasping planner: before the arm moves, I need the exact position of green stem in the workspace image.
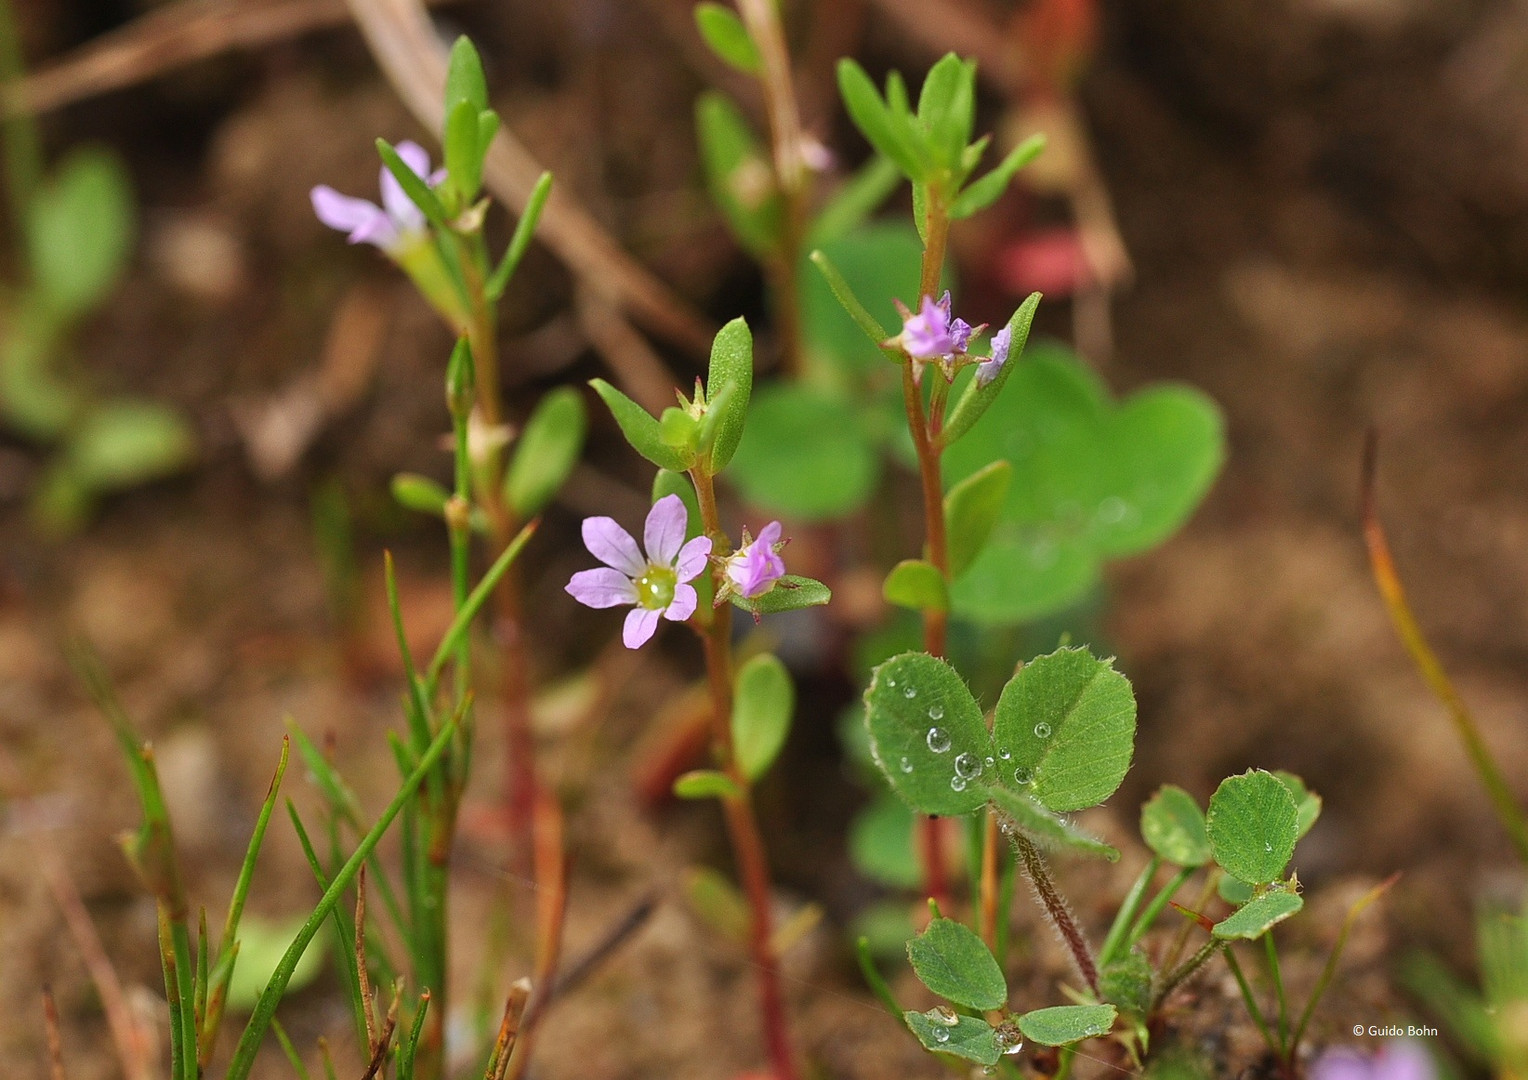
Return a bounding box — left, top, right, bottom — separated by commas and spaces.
0, 0, 41, 231
1223, 947, 1278, 1056
1098, 856, 1160, 968
1264, 932, 1290, 1055
1126, 865, 1196, 951
1011, 830, 1099, 994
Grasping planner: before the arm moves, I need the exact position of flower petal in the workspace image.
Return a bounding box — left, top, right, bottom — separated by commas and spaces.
378, 144, 432, 236
673, 535, 713, 582
565, 567, 637, 609
644, 494, 689, 567
756, 521, 782, 547
311, 186, 397, 247
664, 583, 698, 622
623, 606, 661, 649
582, 516, 646, 576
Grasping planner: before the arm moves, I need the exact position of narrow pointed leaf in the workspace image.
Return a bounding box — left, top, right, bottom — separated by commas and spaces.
706, 317, 753, 470
942, 292, 1041, 447
673, 770, 741, 800
950, 134, 1046, 219
590, 378, 694, 472
694, 3, 762, 74
944, 461, 1012, 578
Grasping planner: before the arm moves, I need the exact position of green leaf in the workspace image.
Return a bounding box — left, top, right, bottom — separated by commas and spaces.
673, 769, 741, 800
486, 171, 552, 300
696, 92, 782, 258
732, 652, 793, 781
943, 342, 1225, 624
225, 916, 326, 1012
443, 99, 484, 207
864, 652, 988, 817
1140, 785, 1211, 867
984, 784, 1120, 860
945, 461, 1013, 578
376, 139, 447, 230
883, 559, 948, 613
1273, 771, 1323, 840
1212, 890, 1304, 940
1206, 770, 1299, 885
28, 147, 135, 318
904, 1009, 1002, 1065
444, 36, 489, 111
950, 134, 1046, 219
848, 794, 920, 889
990, 646, 1135, 814
726, 384, 877, 519
505, 386, 586, 517
1218, 874, 1255, 906
729, 574, 830, 616
907, 916, 1008, 1011
391, 472, 450, 516
836, 59, 926, 181
915, 53, 976, 168
589, 378, 694, 472
1099, 951, 1153, 1015
705, 317, 753, 471
1017, 1004, 1117, 1046
694, 3, 762, 74
69, 401, 196, 490
803, 223, 926, 378
1, 303, 79, 438
941, 292, 1040, 448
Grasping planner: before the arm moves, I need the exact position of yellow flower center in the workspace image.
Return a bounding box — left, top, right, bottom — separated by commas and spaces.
635, 566, 677, 611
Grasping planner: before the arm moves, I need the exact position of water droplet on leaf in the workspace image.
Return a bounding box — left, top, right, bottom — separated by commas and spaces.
1013, 766, 1032, 785
900, 756, 913, 773
928, 704, 944, 720
997, 747, 1011, 760
926, 727, 951, 753
954, 753, 983, 779
950, 775, 968, 792
903, 685, 917, 699
1033, 722, 1052, 739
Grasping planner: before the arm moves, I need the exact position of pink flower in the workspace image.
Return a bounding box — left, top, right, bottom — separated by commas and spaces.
725, 522, 786, 599
900, 292, 965, 360
975, 324, 1013, 387
310, 141, 446, 252
1312, 1042, 1434, 1080
565, 495, 712, 648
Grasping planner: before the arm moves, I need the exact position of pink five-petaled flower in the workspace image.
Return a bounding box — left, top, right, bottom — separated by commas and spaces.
725, 521, 787, 599
310, 141, 446, 253
975, 324, 1013, 388
566, 494, 712, 649
1311, 1042, 1434, 1080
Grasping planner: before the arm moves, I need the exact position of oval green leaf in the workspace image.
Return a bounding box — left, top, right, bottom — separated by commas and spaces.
944, 460, 1013, 579
590, 378, 692, 472
726, 384, 877, 519
907, 916, 1007, 1011
990, 646, 1136, 813
883, 559, 948, 613
1016, 1004, 1117, 1046
705, 318, 753, 471
1206, 770, 1299, 885
903, 1009, 1002, 1065
505, 386, 586, 518
864, 652, 988, 817
673, 770, 740, 800
732, 652, 793, 781
1212, 890, 1304, 940
1140, 785, 1211, 867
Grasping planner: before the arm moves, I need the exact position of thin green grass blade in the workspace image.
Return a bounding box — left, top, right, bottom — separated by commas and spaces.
271, 1018, 312, 1080
425, 519, 538, 692
487, 171, 552, 299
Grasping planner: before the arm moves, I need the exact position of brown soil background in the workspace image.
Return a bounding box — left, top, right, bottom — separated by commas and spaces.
3, 0, 1528, 1077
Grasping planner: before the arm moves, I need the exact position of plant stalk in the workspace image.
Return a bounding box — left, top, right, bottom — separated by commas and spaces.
1011, 830, 1099, 994
692, 467, 799, 1080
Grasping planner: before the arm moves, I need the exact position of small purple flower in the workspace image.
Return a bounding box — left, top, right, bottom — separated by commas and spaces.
1312, 1042, 1434, 1080
566, 494, 712, 649
901, 293, 959, 360
975, 324, 1013, 387
311, 141, 446, 252
725, 522, 787, 599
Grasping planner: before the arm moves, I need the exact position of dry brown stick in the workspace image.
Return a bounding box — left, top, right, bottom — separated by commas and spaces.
1, 0, 451, 118
44, 862, 154, 1080
343, 0, 714, 360
42, 988, 66, 1080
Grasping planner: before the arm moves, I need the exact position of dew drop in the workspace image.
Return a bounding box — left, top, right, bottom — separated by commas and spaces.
928, 704, 944, 721
1034, 722, 1053, 739
1265, 842, 1273, 853
932, 1027, 951, 1044
954, 752, 983, 779
1097, 496, 1129, 525
984, 756, 995, 768
926, 727, 951, 754
950, 775, 968, 792
1005, 1042, 1026, 1057
903, 685, 917, 699
997, 747, 1012, 761
1013, 766, 1032, 785
900, 756, 913, 773
885, 677, 896, 688
931, 1006, 959, 1026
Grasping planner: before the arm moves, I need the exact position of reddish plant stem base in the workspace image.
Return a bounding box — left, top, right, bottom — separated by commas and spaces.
1013, 830, 1099, 994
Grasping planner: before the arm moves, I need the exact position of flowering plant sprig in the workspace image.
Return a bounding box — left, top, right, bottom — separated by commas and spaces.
572, 315, 829, 1080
